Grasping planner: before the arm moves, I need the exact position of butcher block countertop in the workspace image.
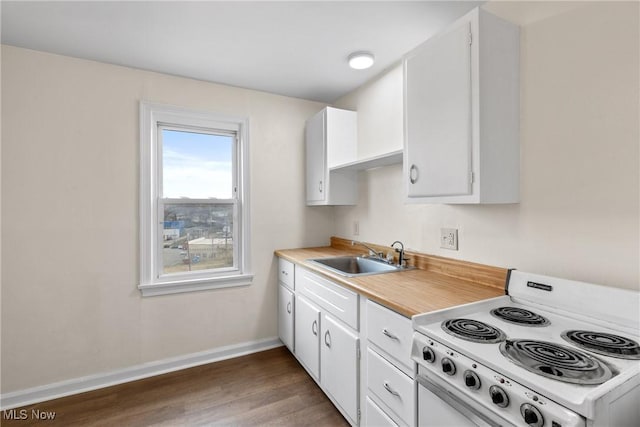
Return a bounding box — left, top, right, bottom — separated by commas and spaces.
275, 237, 507, 318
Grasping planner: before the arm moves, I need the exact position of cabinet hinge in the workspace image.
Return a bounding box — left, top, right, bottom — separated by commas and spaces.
357, 409, 361, 422
470, 171, 475, 184
356, 343, 361, 360
468, 32, 472, 45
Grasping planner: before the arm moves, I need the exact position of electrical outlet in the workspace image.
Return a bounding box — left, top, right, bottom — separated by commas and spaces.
353, 220, 360, 236
441, 228, 458, 250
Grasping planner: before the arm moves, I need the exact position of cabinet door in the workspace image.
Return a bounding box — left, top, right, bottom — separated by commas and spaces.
405, 19, 472, 197
321, 313, 359, 424
305, 110, 326, 203
278, 284, 294, 352
294, 295, 321, 380
325, 107, 357, 168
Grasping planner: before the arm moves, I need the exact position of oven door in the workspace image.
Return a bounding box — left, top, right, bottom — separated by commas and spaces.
417, 373, 513, 427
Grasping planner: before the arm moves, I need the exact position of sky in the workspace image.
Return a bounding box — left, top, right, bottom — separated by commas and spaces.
162, 129, 234, 199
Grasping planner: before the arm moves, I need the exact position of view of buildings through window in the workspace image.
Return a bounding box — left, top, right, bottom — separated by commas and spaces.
162, 204, 234, 273
161, 129, 236, 274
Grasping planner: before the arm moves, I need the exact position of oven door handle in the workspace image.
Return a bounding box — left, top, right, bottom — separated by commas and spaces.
417, 374, 502, 427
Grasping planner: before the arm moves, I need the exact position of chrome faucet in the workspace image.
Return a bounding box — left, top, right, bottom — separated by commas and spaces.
391, 241, 407, 268
351, 240, 385, 261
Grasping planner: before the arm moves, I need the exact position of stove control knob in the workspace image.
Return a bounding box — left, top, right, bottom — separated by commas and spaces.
422, 347, 435, 363
441, 358, 456, 376
489, 385, 509, 408
520, 403, 544, 427
463, 370, 481, 390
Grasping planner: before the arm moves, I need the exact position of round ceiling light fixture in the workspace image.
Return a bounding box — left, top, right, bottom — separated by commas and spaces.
348, 51, 375, 70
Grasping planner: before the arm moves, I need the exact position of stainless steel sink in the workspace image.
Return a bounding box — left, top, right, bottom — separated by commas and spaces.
307, 256, 412, 277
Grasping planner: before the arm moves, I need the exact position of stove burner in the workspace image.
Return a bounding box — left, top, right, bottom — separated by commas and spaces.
562, 330, 640, 360
499, 339, 613, 385
441, 319, 506, 343
490, 306, 550, 327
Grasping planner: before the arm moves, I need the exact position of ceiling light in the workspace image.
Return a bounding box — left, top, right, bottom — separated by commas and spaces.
348, 52, 375, 70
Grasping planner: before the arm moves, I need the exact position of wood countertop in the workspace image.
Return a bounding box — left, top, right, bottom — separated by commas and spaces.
275, 237, 507, 318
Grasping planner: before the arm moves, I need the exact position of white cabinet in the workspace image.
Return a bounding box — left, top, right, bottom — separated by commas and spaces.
322, 313, 360, 424
295, 267, 361, 425
367, 348, 415, 426
404, 7, 519, 204
278, 284, 294, 352
295, 294, 321, 381
306, 110, 326, 203
278, 258, 295, 290
367, 397, 398, 427
367, 300, 414, 374
364, 300, 416, 427
297, 267, 359, 329
278, 259, 295, 352
305, 107, 358, 206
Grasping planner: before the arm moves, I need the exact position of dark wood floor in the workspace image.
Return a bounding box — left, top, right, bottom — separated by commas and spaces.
1, 347, 350, 426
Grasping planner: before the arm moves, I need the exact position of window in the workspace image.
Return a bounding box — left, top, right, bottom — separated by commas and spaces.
139, 102, 251, 296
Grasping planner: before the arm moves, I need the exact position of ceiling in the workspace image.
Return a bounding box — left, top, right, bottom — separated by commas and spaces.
1, 1, 482, 103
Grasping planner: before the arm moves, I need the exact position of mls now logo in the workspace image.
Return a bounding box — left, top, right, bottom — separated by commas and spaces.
3, 408, 56, 420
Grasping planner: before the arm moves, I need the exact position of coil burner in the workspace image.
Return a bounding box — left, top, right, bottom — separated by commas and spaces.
441, 319, 506, 344
500, 339, 613, 385
491, 306, 550, 327
562, 330, 640, 360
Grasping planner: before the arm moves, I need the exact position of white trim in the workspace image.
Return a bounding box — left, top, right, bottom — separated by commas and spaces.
139, 101, 251, 295
0, 337, 282, 411
139, 273, 254, 297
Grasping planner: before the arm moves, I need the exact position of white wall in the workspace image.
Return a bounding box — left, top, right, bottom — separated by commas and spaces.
1, 45, 332, 392
333, 1, 639, 290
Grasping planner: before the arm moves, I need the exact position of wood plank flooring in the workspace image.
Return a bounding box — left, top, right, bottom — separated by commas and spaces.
2, 347, 350, 426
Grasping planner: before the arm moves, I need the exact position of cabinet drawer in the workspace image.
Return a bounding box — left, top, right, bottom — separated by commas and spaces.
366, 397, 398, 427
367, 348, 415, 426
297, 268, 358, 329
278, 258, 295, 290
367, 300, 413, 372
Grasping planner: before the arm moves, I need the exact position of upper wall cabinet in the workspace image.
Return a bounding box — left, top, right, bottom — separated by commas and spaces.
404, 8, 520, 204
306, 107, 358, 206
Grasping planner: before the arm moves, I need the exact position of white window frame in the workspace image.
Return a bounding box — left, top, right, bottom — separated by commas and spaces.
139, 101, 252, 297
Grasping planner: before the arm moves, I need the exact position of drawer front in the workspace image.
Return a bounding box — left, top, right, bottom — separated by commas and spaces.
278, 258, 295, 290
367, 348, 415, 426
366, 397, 398, 427
297, 268, 358, 329
367, 300, 413, 372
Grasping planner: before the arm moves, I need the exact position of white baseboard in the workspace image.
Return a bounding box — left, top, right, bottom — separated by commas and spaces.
1, 337, 282, 410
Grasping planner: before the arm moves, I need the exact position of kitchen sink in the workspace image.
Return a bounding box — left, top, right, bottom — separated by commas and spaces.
307, 256, 413, 277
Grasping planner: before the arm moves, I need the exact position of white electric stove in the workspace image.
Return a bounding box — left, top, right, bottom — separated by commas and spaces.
412, 270, 640, 427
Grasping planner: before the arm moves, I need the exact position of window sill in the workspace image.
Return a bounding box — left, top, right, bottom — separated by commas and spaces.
138, 273, 253, 297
